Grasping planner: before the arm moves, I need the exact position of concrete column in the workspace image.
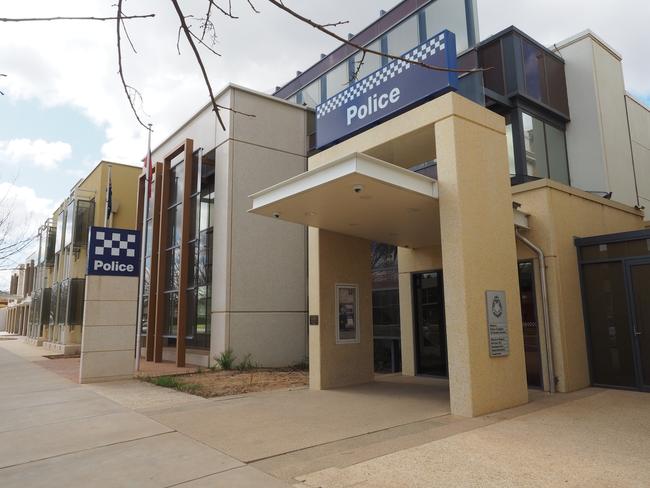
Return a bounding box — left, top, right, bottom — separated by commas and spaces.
435, 114, 528, 417
309, 229, 374, 389
79, 275, 138, 383
398, 272, 416, 376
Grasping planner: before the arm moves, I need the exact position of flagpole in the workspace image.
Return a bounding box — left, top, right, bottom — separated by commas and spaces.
135, 124, 152, 372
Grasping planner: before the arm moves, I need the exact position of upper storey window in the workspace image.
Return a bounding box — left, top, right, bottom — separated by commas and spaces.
424, 0, 470, 53
522, 112, 569, 185
351, 39, 382, 82
326, 62, 350, 99
386, 14, 420, 57
289, 0, 477, 108
298, 79, 321, 108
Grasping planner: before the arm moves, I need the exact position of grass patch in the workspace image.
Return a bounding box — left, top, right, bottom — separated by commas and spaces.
143, 375, 203, 395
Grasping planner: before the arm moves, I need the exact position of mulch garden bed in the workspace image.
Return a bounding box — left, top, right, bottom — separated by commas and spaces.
142, 367, 308, 398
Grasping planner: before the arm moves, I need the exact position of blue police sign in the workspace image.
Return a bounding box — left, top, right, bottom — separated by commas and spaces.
87, 226, 141, 277
315, 30, 458, 149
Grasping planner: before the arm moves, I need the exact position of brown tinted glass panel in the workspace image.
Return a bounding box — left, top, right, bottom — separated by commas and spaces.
522, 39, 548, 104
546, 54, 570, 116
581, 239, 650, 261
478, 40, 504, 95
582, 262, 636, 387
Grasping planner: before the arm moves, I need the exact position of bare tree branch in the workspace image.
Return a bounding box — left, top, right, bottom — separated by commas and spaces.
246, 0, 260, 14
207, 0, 238, 19
0, 14, 155, 22
265, 0, 486, 74
350, 50, 366, 83
116, 0, 149, 130
201, 1, 214, 40
170, 0, 228, 130
189, 29, 222, 57
120, 19, 138, 54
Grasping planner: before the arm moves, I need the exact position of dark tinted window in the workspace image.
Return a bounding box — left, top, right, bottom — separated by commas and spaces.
581, 239, 650, 261
68, 278, 85, 325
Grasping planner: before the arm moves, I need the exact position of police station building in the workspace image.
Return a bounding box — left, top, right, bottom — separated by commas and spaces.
142, 0, 650, 416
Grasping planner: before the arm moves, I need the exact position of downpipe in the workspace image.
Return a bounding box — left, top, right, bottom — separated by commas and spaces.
516, 230, 556, 394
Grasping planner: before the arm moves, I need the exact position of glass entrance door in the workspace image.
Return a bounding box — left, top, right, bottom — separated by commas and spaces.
413, 271, 447, 376
628, 260, 650, 391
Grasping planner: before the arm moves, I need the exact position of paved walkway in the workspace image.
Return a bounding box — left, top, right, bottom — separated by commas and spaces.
295, 389, 650, 487
2, 337, 650, 487
0, 339, 288, 487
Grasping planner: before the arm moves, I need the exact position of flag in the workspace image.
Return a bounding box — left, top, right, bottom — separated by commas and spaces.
105, 165, 112, 227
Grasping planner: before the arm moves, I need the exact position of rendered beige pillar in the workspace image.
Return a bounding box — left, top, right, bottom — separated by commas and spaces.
435, 113, 528, 417
398, 272, 416, 376
79, 275, 138, 383
309, 229, 374, 389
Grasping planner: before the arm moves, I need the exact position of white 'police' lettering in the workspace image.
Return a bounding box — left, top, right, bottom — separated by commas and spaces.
346, 87, 400, 126
93, 259, 135, 273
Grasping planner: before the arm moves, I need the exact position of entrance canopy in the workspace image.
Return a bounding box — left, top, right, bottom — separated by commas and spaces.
249, 153, 440, 249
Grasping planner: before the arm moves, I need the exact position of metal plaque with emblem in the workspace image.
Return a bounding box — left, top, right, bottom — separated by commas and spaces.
486, 290, 509, 357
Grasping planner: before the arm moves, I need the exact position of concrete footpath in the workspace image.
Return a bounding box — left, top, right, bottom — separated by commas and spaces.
2, 336, 650, 487
0, 339, 288, 487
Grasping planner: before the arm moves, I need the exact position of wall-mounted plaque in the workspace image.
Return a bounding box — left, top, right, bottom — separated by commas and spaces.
486, 290, 509, 357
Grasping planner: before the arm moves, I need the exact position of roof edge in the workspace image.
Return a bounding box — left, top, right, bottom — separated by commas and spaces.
151, 83, 312, 157
551, 29, 622, 61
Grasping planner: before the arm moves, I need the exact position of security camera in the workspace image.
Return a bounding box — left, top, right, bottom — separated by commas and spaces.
272, 212, 281, 219
352, 184, 364, 194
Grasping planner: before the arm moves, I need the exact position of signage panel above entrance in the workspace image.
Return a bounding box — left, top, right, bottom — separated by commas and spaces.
315, 30, 458, 149
87, 226, 141, 277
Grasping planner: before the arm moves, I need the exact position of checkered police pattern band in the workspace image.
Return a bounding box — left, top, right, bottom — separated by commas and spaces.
316, 33, 446, 120
94, 230, 137, 258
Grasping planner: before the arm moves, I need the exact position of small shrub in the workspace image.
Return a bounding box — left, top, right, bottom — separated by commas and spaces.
236, 353, 256, 371
215, 348, 236, 370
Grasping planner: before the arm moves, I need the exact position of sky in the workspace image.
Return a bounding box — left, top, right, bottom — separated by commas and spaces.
1, 0, 649, 290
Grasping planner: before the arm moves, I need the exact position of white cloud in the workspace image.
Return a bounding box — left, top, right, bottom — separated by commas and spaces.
0, 138, 72, 169
0, 182, 55, 291
0, 0, 647, 168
